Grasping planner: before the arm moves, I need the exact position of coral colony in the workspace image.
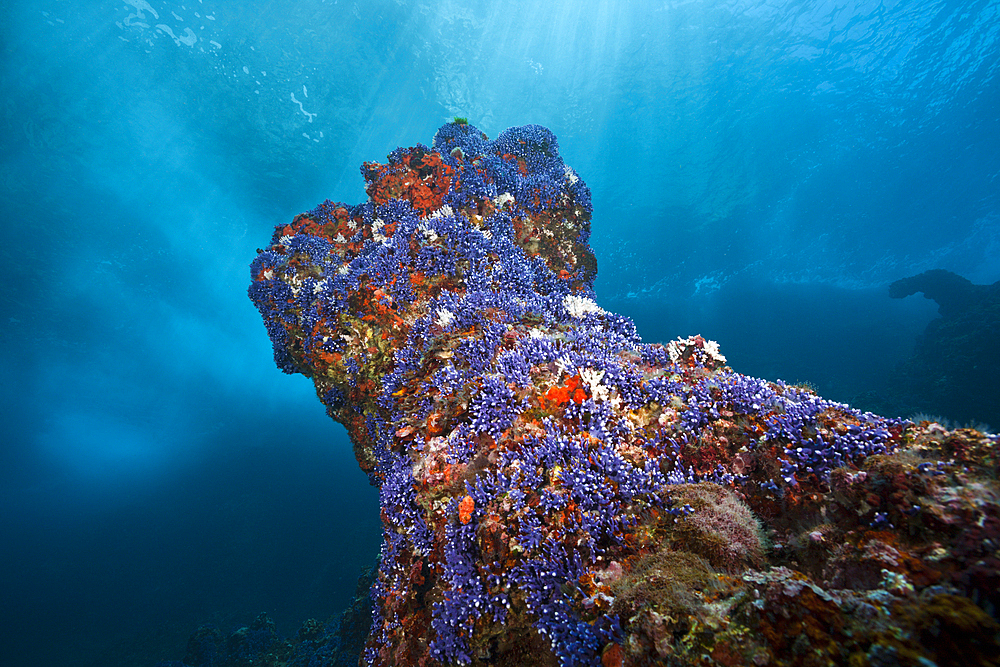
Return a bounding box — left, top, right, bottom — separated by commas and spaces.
250, 122, 1000, 666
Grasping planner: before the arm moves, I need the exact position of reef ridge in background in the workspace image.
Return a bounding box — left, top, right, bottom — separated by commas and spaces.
243, 121, 999, 666
885, 269, 1000, 429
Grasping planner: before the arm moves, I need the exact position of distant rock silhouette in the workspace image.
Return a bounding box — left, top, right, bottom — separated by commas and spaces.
888, 268, 996, 317
888, 269, 1000, 428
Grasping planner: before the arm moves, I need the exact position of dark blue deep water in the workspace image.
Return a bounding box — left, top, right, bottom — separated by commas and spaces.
2, 1, 997, 665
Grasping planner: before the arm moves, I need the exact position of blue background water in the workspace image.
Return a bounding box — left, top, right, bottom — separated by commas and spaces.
1, 1, 997, 664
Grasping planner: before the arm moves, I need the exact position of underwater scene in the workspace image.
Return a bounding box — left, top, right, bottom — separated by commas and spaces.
1, 1, 998, 666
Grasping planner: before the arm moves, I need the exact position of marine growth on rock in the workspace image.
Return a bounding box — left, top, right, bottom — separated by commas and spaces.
250, 122, 1000, 667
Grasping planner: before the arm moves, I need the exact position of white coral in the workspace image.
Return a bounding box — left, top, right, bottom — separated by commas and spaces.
666, 335, 727, 365
563, 294, 604, 319
421, 225, 439, 243
435, 307, 456, 328
703, 338, 725, 361
427, 205, 454, 220
580, 368, 610, 403
372, 218, 388, 243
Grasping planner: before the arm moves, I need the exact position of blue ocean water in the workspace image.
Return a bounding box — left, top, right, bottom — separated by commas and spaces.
1, 1, 997, 665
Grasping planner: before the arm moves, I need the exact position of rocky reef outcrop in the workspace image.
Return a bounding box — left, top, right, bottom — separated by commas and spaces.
249, 121, 999, 666
888, 269, 1000, 429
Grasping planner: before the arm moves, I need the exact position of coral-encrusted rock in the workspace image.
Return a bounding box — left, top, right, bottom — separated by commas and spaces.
249, 122, 1000, 666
